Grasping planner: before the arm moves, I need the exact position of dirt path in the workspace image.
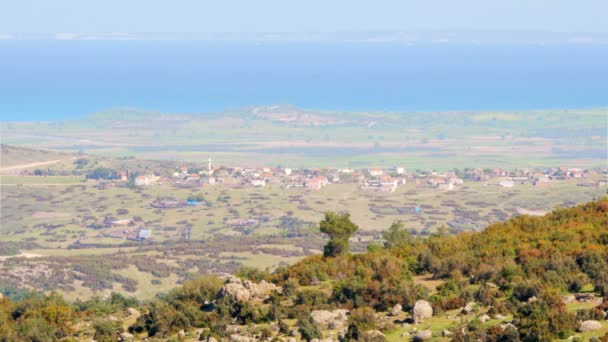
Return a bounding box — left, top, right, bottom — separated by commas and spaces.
0, 159, 63, 173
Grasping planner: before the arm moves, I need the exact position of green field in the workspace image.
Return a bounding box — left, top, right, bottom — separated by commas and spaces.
2, 106, 606, 169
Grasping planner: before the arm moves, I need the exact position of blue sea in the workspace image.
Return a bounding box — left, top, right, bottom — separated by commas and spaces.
0, 41, 607, 121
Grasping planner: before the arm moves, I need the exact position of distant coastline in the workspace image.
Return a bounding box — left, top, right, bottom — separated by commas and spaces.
0, 41, 607, 121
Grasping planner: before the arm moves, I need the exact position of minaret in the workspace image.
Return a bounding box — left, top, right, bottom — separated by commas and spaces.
208, 157, 212, 174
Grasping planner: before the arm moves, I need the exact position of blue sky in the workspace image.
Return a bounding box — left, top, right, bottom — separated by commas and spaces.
1, 0, 607, 34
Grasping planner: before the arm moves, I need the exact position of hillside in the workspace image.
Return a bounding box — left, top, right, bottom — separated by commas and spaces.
0, 198, 607, 341
0, 145, 74, 171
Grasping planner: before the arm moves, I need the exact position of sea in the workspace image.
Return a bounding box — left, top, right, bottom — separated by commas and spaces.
0, 40, 607, 121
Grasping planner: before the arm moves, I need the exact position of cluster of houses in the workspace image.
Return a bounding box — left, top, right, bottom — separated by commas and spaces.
87, 158, 607, 193
487, 167, 607, 188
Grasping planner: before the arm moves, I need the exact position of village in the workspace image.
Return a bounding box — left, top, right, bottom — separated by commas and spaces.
9, 151, 608, 247
82, 156, 607, 194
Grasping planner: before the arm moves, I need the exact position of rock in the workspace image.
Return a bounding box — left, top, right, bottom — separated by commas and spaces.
218, 276, 280, 302
412, 300, 433, 323
478, 314, 491, 323
390, 303, 402, 316
575, 293, 595, 302
414, 329, 432, 341
119, 332, 134, 341
207, 338, 218, 342
462, 302, 477, 314
400, 332, 410, 337
310, 309, 349, 329
284, 338, 296, 342
178, 330, 186, 338
126, 307, 140, 317
230, 334, 255, 342
288, 328, 299, 337
226, 325, 242, 334
493, 314, 507, 320
562, 294, 576, 304
579, 320, 602, 332
442, 330, 453, 337
500, 323, 518, 331
527, 296, 538, 303
363, 330, 385, 341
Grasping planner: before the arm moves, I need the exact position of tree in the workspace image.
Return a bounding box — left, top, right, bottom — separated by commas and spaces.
382, 221, 413, 249
319, 212, 359, 257
93, 319, 123, 342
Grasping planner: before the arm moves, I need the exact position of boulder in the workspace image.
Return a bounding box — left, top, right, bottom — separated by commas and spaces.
218, 276, 280, 302
478, 314, 491, 323
462, 302, 477, 314
442, 330, 453, 337
126, 307, 140, 318
119, 332, 134, 341
412, 300, 433, 323
288, 328, 299, 337
575, 293, 595, 302
562, 295, 576, 304
178, 330, 186, 338
310, 309, 349, 329
579, 320, 602, 332
414, 329, 432, 341
390, 303, 402, 316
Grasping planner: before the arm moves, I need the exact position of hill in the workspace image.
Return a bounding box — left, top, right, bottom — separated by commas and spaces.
0, 145, 74, 172
0, 198, 607, 341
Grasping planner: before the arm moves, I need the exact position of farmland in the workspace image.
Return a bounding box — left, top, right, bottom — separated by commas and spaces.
1, 145, 605, 301
1, 106, 606, 169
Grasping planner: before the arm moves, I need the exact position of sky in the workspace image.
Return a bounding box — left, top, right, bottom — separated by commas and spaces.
1, 0, 607, 34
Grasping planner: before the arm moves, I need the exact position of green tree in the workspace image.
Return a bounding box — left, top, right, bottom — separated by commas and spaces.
93, 319, 123, 342
382, 221, 413, 249
319, 212, 359, 257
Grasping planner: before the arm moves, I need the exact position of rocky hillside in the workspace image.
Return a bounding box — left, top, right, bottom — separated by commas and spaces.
0, 198, 607, 341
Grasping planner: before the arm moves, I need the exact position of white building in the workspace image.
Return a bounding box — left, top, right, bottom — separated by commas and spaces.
251, 179, 266, 187
499, 180, 515, 188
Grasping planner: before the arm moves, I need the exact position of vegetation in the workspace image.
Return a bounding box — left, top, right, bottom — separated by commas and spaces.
0, 198, 606, 340
319, 212, 359, 257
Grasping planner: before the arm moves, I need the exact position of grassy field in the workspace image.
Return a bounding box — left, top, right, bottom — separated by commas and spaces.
1, 169, 604, 300
2, 106, 606, 169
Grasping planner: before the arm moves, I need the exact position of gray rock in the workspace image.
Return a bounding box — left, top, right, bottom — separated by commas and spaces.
562, 295, 576, 304
442, 330, 453, 337
412, 300, 433, 323
579, 320, 602, 332
390, 303, 402, 316
478, 314, 491, 323
126, 307, 140, 317
462, 302, 477, 314
119, 332, 134, 341
218, 276, 280, 302
414, 329, 432, 341
310, 309, 349, 329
